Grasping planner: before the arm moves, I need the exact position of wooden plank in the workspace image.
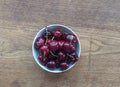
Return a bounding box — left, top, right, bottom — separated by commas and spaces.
89, 30, 120, 87
0, 0, 120, 87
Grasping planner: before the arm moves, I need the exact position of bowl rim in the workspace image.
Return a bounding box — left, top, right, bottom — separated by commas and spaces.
32, 24, 81, 73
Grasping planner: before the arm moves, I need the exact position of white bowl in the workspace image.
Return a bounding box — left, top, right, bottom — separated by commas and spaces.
32, 24, 81, 73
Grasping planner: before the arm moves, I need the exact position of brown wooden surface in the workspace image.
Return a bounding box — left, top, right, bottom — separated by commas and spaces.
0, 0, 120, 87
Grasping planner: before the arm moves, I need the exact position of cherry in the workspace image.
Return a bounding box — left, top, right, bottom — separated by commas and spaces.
38, 55, 43, 61
48, 40, 59, 51
66, 34, 77, 43
71, 52, 78, 62
35, 37, 45, 48
63, 42, 75, 53
71, 57, 78, 62
67, 52, 78, 63
58, 41, 65, 49
52, 30, 63, 40
38, 55, 48, 65
40, 45, 49, 56
71, 52, 78, 58
47, 61, 56, 68
63, 42, 69, 48
58, 52, 66, 61
60, 62, 69, 70
70, 44, 75, 51
47, 39, 53, 44
42, 59, 48, 65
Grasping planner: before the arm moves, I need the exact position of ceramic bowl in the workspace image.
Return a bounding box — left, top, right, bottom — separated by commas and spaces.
32, 24, 81, 73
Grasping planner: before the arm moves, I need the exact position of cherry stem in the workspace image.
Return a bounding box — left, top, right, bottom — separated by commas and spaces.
65, 56, 68, 62
45, 26, 48, 45
70, 40, 72, 44
43, 57, 46, 61
52, 36, 54, 40
67, 53, 74, 59
50, 51, 58, 57
43, 51, 46, 56
43, 51, 46, 61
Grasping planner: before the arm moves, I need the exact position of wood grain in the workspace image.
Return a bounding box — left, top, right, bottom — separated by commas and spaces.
0, 0, 120, 87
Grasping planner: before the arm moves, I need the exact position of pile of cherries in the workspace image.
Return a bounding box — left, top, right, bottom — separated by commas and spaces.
35, 28, 78, 70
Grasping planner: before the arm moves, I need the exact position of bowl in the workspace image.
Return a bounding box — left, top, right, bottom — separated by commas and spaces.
32, 24, 81, 73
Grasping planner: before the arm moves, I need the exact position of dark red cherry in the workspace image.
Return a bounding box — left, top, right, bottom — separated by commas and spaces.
63, 42, 75, 53
60, 62, 69, 70
58, 52, 66, 61
38, 55, 43, 61
52, 30, 63, 40
63, 42, 69, 49
71, 52, 78, 62
71, 57, 78, 62
47, 39, 53, 44
35, 37, 45, 48
58, 40, 65, 49
48, 40, 59, 51
38, 55, 48, 65
71, 52, 78, 58
40, 45, 49, 56
70, 44, 75, 52
47, 61, 56, 68
66, 34, 77, 43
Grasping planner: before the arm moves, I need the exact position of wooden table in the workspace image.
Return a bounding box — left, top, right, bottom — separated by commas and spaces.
0, 0, 120, 87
